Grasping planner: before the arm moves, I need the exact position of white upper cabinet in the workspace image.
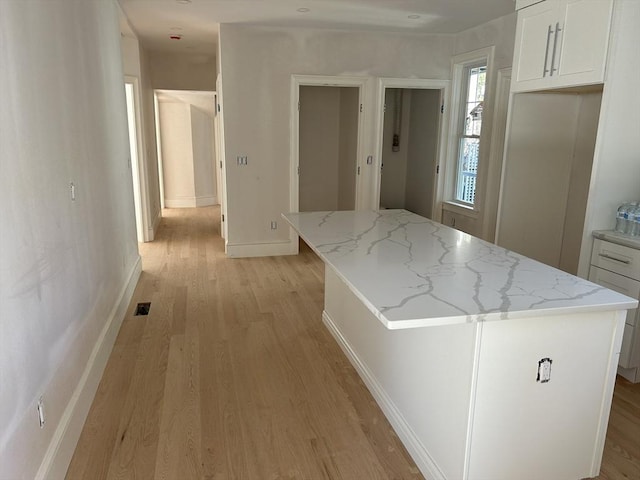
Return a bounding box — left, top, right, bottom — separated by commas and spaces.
512, 0, 614, 92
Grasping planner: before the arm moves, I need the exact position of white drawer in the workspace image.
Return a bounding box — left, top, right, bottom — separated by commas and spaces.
588, 266, 639, 327
590, 238, 640, 280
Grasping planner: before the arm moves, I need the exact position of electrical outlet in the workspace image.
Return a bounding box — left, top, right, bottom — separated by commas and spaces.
37, 397, 45, 428
537, 358, 552, 383
271, 221, 277, 230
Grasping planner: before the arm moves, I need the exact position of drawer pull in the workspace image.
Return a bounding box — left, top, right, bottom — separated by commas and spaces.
598, 253, 631, 265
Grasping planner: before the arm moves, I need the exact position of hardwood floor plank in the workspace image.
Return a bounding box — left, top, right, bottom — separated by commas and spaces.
66, 206, 640, 480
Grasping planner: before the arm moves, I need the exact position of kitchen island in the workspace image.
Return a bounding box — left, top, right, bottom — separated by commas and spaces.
282, 210, 638, 480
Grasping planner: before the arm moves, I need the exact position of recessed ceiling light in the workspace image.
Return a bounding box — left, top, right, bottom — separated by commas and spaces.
297, 7, 310, 13
176, 0, 192, 4
408, 14, 421, 19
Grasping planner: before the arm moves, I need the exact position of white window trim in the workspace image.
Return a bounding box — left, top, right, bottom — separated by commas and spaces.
443, 46, 495, 215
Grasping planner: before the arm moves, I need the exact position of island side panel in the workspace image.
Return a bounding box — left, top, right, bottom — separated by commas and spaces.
467, 310, 625, 480
323, 266, 478, 480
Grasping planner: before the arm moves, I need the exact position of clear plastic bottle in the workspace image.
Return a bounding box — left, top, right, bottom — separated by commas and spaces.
615, 202, 630, 233
630, 204, 640, 236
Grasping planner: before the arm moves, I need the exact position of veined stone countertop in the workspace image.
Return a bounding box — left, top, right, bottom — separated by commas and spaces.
283, 210, 638, 329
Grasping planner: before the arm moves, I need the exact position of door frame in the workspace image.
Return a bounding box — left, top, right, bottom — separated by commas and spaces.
215, 74, 229, 243
124, 75, 151, 242
290, 75, 367, 217
373, 78, 450, 222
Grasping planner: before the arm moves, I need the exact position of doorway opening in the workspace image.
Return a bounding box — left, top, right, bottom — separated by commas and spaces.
374, 79, 449, 221
298, 85, 359, 212
290, 75, 366, 218
153, 90, 219, 232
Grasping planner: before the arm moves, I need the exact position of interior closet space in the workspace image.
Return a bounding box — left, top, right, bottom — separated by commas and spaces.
379, 88, 441, 219
298, 86, 358, 212
497, 87, 602, 275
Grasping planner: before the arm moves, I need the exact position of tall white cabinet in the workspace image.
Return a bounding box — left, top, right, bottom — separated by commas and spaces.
497, 0, 640, 278
512, 0, 613, 92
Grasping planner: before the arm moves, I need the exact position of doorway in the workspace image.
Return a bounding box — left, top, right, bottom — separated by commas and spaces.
374, 79, 449, 221
298, 85, 359, 212
379, 87, 444, 219
290, 75, 366, 216
154, 90, 218, 217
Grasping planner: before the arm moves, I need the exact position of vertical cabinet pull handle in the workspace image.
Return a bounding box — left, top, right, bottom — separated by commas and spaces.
543, 24, 554, 77
550, 22, 562, 75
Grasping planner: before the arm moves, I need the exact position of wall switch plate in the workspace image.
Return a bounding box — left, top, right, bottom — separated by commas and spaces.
271, 221, 277, 230
537, 358, 552, 383
236, 155, 248, 165
70, 182, 76, 201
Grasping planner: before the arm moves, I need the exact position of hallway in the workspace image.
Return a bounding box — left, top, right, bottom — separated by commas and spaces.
65, 207, 422, 479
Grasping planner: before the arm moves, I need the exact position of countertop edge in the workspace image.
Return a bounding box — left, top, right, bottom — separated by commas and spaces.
284, 213, 638, 330
593, 230, 640, 250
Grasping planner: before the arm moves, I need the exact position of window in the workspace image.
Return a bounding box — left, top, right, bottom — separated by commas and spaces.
455, 62, 486, 206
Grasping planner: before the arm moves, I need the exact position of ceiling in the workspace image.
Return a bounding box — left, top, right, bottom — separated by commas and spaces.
118, 0, 516, 55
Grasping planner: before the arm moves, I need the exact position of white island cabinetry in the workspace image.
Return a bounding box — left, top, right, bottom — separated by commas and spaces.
284, 210, 637, 480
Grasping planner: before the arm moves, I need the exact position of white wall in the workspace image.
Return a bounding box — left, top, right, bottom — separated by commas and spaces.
405, 89, 441, 219
159, 102, 196, 206
158, 99, 217, 208
338, 87, 358, 210
0, 0, 140, 478
219, 24, 454, 255
120, 31, 162, 239
149, 51, 216, 91
380, 89, 411, 209
559, 93, 601, 274
497, 93, 581, 268
299, 86, 341, 212
191, 105, 217, 205
298, 85, 358, 212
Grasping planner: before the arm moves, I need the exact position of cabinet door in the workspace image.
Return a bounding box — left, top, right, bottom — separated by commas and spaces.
512, 0, 557, 92
588, 266, 639, 368
554, 0, 613, 87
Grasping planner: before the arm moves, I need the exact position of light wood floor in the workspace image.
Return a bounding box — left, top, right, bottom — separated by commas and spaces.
66, 206, 640, 480
66, 206, 422, 479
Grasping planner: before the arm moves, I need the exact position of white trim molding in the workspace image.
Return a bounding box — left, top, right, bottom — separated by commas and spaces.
226, 240, 297, 258
373, 77, 451, 223
444, 46, 496, 217
35, 256, 142, 480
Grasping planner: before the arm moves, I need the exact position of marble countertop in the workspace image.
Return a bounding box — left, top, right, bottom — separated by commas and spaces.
283, 210, 638, 329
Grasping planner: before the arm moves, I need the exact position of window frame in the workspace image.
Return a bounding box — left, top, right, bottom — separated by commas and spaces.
444, 47, 495, 214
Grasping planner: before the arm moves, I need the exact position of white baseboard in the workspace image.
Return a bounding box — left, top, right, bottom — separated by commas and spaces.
322, 310, 446, 480
195, 195, 216, 207
164, 197, 196, 208
226, 240, 297, 258
164, 195, 217, 208
35, 256, 142, 480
